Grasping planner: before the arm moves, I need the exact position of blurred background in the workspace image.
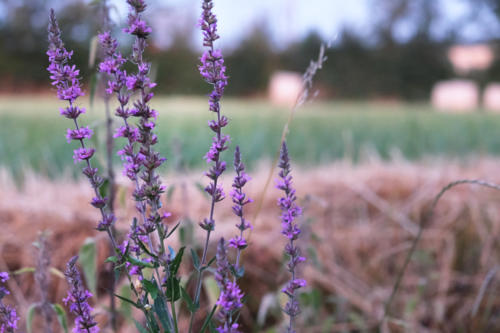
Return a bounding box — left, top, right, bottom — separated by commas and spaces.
4, 0, 500, 332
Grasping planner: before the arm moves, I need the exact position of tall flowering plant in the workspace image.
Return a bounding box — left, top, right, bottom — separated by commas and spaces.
43, 0, 309, 332
277, 142, 306, 333
189, 0, 231, 330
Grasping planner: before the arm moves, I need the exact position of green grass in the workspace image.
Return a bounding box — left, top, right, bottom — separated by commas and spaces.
2, 96, 500, 179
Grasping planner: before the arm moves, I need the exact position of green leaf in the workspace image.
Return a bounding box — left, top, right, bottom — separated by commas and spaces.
181, 286, 199, 313
204, 255, 217, 270
98, 178, 110, 201
166, 222, 181, 238
52, 303, 69, 333
153, 296, 173, 332
114, 293, 141, 309
191, 249, 200, 270
26, 303, 38, 333
126, 255, 156, 268
136, 240, 158, 259
133, 319, 150, 333
170, 247, 185, 276
78, 238, 97, 294
208, 321, 217, 333
142, 279, 159, 300
199, 305, 217, 333
119, 285, 133, 319
14, 267, 35, 275
105, 256, 118, 263
165, 277, 181, 302
49, 267, 65, 279
145, 310, 160, 333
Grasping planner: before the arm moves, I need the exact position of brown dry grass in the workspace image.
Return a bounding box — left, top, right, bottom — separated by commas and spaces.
2, 158, 500, 332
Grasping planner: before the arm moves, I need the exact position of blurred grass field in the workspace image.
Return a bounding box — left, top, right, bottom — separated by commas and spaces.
2, 95, 500, 179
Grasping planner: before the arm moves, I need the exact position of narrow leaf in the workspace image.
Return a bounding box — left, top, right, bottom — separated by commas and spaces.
98, 179, 110, 201
142, 279, 159, 300
191, 249, 200, 270
133, 319, 150, 333
105, 256, 118, 263
153, 296, 172, 332
166, 222, 181, 238
78, 238, 97, 294
13, 267, 35, 275
49, 267, 65, 279
26, 303, 38, 333
181, 286, 199, 313
119, 285, 132, 319
199, 305, 217, 333
52, 303, 69, 333
170, 247, 185, 276
114, 293, 141, 309
126, 255, 156, 268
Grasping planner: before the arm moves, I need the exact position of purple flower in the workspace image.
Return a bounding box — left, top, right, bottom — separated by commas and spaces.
214, 239, 243, 332
63, 257, 99, 333
228, 146, 253, 272
73, 148, 95, 163
0, 305, 19, 333
60, 105, 85, 119
113, 125, 140, 142
124, 17, 152, 38
47, 11, 84, 103
66, 127, 93, 143
282, 279, 307, 296
276, 142, 306, 331
228, 236, 247, 250
0, 274, 18, 333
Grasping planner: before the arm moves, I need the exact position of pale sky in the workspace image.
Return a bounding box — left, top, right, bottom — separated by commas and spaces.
109, 0, 500, 49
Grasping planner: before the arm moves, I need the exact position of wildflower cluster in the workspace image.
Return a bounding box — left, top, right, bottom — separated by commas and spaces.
214, 239, 243, 333
277, 142, 306, 332
44, 0, 310, 332
0, 272, 19, 333
63, 257, 99, 333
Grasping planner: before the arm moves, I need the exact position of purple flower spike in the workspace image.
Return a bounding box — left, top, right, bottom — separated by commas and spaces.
0, 272, 19, 333
229, 146, 253, 264
277, 142, 306, 332
190, 2, 232, 329
47, 10, 83, 103
122, 0, 166, 218
48, 9, 113, 232
199, 0, 230, 209
215, 239, 243, 333
63, 257, 99, 333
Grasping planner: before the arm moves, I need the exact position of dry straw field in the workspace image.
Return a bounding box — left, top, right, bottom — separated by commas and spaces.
2, 157, 500, 332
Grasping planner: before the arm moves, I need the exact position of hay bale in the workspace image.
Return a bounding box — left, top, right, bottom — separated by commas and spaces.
431, 80, 479, 112
448, 44, 494, 75
483, 82, 500, 111
268, 71, 302, 108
